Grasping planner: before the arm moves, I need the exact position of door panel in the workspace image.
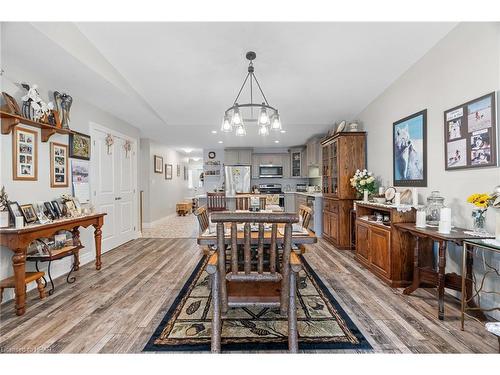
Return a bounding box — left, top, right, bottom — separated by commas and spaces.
355, 222, 369, 263
370, 227, 391, 278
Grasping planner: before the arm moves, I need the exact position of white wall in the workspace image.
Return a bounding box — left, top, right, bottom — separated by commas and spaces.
0, 70, 141, 302
356, 22, 500, 318
140, 139, 189, 226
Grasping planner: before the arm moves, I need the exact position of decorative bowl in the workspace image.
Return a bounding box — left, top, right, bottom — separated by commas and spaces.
373, 197, 386, 204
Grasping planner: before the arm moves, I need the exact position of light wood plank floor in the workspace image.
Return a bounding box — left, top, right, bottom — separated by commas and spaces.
0, 238, 497, 353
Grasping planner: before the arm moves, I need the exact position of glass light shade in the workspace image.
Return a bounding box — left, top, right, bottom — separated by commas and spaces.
258, 124, 269, 136
232, 106, 242, 126
271, 113, 282, 131
221, 115, 232, 132
258, 105, 269, 125
235, 125, 246, 136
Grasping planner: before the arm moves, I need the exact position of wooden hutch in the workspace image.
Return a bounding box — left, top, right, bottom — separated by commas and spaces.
321, 132, 366, 249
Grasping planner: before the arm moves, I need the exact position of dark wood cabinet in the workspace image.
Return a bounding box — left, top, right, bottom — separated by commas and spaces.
354, 202, 428, 287
321, 132, 366, 249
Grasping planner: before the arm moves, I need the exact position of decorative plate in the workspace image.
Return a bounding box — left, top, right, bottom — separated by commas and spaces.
208, 151, 216, 159
336, 120, 346, 133
384, 187, 396, 201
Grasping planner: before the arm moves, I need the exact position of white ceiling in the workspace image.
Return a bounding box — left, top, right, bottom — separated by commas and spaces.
1, 22, 456, 150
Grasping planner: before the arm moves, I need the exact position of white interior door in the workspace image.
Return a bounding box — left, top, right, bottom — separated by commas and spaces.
91, 125, 138, 252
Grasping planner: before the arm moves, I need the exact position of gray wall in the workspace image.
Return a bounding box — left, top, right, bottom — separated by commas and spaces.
140, 139, 189, 226
356, 22, 500, 318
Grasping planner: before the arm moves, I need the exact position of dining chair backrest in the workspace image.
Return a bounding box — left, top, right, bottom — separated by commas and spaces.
194, 205, 209, 234
207, 192, 226, 212
235, 195, 267, 211
298, 204, 312, 229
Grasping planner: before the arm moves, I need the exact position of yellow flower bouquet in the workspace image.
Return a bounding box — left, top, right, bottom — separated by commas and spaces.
466, 193, 492, 208
467, 193, 492, 233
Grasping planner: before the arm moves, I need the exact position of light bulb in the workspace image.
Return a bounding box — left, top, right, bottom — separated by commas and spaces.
271, 112, 282, 131
221, 115, 232, 132
258, 104, 269, 125
258, 124, 269, 136
235, 125, 246, 136
232, 105, 242, 126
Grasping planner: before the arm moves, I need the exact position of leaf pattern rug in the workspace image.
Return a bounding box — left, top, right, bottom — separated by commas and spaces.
144, 256, 372, 352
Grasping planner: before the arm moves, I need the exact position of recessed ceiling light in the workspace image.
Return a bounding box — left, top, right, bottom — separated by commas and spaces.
280, 130, 286, 133
218, 140, 223, 144
183, 148, 192, 153
274, 140, 280, 143
211, 130, 217, 134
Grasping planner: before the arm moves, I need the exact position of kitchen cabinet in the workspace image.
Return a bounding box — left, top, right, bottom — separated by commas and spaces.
284, 194, 295, 212
289, 147, 306, 178
251, 153, 289, 178
225, 148, 252, 165
306, 137, 322, 167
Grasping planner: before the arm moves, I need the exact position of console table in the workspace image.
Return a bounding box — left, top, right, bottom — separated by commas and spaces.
0, 213, 105, 316
395, 223, 493, 320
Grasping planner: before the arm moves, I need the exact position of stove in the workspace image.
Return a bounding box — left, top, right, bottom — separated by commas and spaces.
259, 184, 285, 207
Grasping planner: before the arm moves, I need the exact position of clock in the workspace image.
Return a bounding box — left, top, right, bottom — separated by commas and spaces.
208, 151, 216, 159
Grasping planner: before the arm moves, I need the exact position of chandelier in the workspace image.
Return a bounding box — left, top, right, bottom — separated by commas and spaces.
221, 51, 282, 136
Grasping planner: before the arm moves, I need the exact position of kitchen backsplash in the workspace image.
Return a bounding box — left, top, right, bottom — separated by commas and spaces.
250, 177, 308, 191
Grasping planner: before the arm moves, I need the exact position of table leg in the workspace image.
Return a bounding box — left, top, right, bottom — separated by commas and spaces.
12, 250, 26, 316
438, 240, 447, 320
93, 223, 103, 270
460, 243, 468, 330
403, 235, 420, 295
72, 227, 81, 271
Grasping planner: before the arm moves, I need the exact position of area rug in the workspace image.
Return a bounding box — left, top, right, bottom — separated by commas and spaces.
144, 256, 372, 352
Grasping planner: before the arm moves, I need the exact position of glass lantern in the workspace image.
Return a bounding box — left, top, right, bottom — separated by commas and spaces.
425, 191, 445, 226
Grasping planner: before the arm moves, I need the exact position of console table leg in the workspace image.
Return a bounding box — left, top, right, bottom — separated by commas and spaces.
93, 223, 103, 270
72, 227, 81, 271
403, 235, 420, 295
438, 240, 447, 320
12, 251, 26, 316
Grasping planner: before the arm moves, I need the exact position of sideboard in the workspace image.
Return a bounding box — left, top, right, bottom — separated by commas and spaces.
0, 213, 106, 316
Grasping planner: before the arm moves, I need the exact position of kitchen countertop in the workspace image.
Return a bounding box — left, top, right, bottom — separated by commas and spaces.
283, 191, 323, 197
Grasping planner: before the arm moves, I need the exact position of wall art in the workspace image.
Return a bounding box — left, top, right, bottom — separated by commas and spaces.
154, 155, 163, 173
392, 109, 427, 187
50, 142, 69, 187
69, 131, 91, 160
13, 127, 38, 181
165, 164, 173, 180
444, 92, 497, 170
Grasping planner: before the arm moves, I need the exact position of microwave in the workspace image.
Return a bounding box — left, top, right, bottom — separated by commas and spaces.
259, 165, 283, 178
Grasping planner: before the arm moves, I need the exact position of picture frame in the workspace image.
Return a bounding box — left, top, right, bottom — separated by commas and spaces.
154, 155, 163, 173
20, 204, 37, 224
34, 204, 51, 224
393, 109, 427, 187
44, 202, 58, 219
50, 142, 69, 188
165, 164, 173, 180
12, 127, 38, 181
2, 92, 21, 116
65, 200, 77, 217
177, 164, 180, 177
69, 131, 91, 160
444, 92, 497, 170
51, 200, 62, 217
7, 201, 24, 225
183, 165, 188, 181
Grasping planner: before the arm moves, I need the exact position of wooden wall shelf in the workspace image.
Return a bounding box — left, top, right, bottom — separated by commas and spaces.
0, 110, 73, 142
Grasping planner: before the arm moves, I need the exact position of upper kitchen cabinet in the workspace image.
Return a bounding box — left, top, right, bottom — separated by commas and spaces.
252, 153, 290, 178
289, 147, 306, 178
224, 148, 252, 165
306, 136, 322, 167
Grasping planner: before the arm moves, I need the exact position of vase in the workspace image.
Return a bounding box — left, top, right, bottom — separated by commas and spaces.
471, 208, 487, 234
363, 190, 369, 202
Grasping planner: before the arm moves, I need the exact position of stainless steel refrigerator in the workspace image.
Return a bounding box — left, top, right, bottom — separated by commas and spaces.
224, 166, 251, 196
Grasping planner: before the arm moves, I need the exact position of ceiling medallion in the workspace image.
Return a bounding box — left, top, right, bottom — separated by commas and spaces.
221, 51, 282, 137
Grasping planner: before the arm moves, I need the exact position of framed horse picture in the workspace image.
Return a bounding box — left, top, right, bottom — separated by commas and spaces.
393, 109, 427, 187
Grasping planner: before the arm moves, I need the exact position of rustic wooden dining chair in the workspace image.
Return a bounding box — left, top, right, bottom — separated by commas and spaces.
207, 192, 227, 212
206, 212, 301, 353
194, 206, 211, 255
298, 205, 312, 229
235, 195, 267, 211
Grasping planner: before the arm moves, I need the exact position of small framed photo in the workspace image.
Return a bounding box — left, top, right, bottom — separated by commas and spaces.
165, 164, 173, 180
51, 200, 62, 217
65, 200, 77, 217
34, 204, 51, 224
54, 233, 67, 249
13, 127, 37, 181
176, 164, 180, 177
154, 155, 163, 173
50, 142, 69, 187
44, 202, 58, 219
69, 131, 91, 160
7, 201, 24, 225
20, 204, 37, 224
183, 165, 188, 181
2, 92, 21, 116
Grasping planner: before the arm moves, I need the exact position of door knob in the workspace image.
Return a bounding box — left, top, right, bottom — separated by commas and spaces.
115, 197, 122, 200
